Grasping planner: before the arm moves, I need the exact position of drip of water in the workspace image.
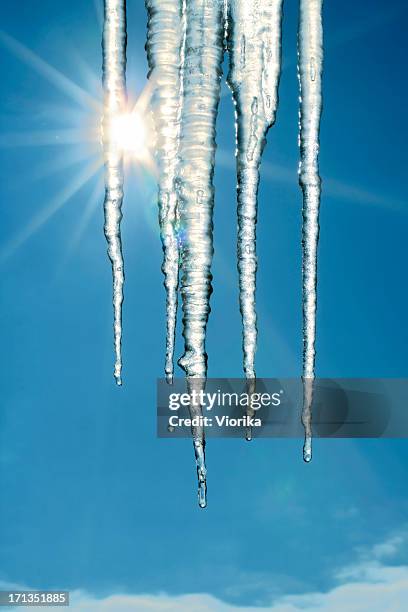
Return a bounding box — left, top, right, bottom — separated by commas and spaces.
145, 0, 186, 384
298, 0, 324, 462
226, 0, 283, 381
102, 0, 127, 386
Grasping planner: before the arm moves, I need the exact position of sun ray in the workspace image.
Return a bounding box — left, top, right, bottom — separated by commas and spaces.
68, 49, 103, 97
0, 127, 100, 149
29, 149, 101, 183
24, 101, 96, 126
54, 175, 104, 280
0, 28, 159, 270
132, 76, 155, 115
0, 30, 101, 111
216, 149, 407, 212
0, 159, 101, 262
64, 175, 104, 257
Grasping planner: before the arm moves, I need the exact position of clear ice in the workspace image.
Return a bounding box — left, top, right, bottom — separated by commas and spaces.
135, 0, 323, 504
177, 0, 224, 380
227, 0, 283, 381
102, 0, 127, 386
145, 0, 225, 508
298, 0, 323, 462
145, 0, 185, 385
176, 0, 225, 508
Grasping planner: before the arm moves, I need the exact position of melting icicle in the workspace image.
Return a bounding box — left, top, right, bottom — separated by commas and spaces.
177, 0, 225, 507
227, 0, 283, 381
145, 0, 186, 385
298, 0, 323, 462
244, 378, 256, 441
188, 378, 208, 508
102, 0, 127, 386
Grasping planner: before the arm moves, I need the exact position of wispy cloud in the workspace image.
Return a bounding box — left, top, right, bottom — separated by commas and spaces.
3, 529, 408, 611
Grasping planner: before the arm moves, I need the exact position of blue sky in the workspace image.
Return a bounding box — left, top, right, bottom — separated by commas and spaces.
0, 0, 408, 609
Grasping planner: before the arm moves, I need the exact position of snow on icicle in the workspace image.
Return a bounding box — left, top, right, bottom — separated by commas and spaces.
177, 0, 225, 507
298, 0, 323, 462
145, 0, 186, 384
227, 0, 283, 381
102, 0, 127, 385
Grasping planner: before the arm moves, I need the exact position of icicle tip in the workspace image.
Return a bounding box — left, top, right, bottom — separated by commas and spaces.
198, 482, 207, 509
303, 435, 312, 463
114, 364, 122, 386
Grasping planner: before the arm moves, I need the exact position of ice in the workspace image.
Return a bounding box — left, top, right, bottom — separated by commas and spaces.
145, 0, 186, 384
298, 0, 323, 462
227, 0, 283, 380
101, 0, 127, 386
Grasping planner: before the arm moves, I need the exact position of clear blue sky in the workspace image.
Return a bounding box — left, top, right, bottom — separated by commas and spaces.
0, 0, 407, 607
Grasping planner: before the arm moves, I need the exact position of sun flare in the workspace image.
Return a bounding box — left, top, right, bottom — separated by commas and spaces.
109, 111, 148, 160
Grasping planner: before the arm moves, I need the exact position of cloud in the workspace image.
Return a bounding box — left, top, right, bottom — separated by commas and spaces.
68, 592, 263, 611
3, 530, 408, 611
58, 562, 408, 612
371, 534, 407, 560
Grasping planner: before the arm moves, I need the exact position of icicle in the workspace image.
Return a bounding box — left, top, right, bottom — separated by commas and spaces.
102, 0, 127, 386
145, 0, 186, 385
298, 0, 323, 462
227, 0, 283, 381
177, 0, 225, 507
188, 378, 208, 508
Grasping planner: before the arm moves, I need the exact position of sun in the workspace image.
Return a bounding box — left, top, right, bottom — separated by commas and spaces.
110, 111, 149, 160
0, 29, 158, 262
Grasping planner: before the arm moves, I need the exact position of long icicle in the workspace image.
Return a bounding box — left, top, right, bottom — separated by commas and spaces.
102, 0, 127, 386
177, 0, 225, 508
145, 0, 185, 385
227, 0, 283, 439
298, 0, 323, 462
